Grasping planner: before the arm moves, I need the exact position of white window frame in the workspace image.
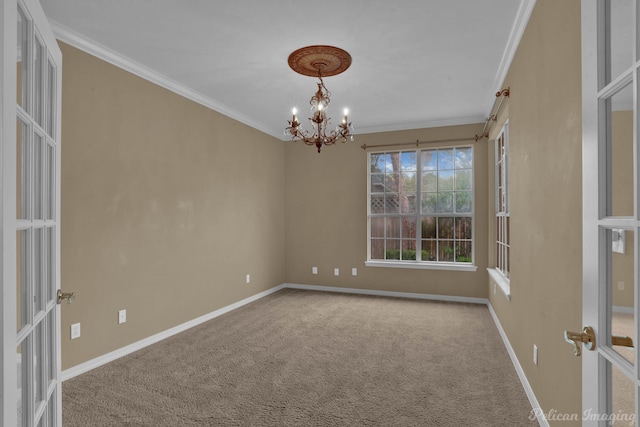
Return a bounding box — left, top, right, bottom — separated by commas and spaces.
488, 122, 511, 299
365, 146, 477, 272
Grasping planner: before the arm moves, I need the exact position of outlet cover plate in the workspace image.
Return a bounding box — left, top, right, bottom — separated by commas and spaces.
118, 310, 126, 324
71, 323, 81, 339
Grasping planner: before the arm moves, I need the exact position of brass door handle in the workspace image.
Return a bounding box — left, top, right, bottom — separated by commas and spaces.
564, 326, 596, 356
57, 289, 76, 304
612, 335, 634, 348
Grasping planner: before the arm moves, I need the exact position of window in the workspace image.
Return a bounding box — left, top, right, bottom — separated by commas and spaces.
495, 124, 510, 279
367, 146, 474, 270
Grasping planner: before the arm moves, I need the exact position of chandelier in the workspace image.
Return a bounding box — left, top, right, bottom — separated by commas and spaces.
285, 45, 354, 153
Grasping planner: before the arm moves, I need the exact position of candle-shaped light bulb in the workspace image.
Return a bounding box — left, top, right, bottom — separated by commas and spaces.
292, 107, 298, 116
343, 108, 349, 116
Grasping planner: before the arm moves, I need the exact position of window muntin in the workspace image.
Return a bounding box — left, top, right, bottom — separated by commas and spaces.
368, 147, 474, 265
495, 125, 509, 278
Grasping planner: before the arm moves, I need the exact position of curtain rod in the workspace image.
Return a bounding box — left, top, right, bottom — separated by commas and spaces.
360, 137, 477, 150
476, 87, 510, 140
360, 87, 510, 151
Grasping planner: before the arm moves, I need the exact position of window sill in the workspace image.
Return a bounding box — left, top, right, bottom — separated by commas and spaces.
365, 261, 478, 272
487, 268, 511, 301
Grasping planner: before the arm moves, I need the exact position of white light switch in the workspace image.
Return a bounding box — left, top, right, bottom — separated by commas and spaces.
334, 268, 339, 276
312, 266, 318, 275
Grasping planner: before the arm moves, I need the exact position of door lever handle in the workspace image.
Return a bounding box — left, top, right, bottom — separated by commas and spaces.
564, 326, 596, 356
612, 335, 634, 348
57, 289, 76, 304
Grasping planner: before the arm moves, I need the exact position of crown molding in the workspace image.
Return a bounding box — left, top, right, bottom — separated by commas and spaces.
48, 20, 283, 140
482, 0, 537, 117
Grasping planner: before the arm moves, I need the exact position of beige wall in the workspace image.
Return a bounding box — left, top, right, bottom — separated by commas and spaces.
487, 0, 583, 424
285, 124, 488, 298
59, 43, 286, 369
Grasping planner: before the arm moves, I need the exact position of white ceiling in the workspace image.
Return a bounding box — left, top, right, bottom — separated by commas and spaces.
41, 0, 535, 139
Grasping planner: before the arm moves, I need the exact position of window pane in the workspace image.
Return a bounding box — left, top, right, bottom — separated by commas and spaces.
401, 151, 416, 171
422, 171, 437, 192
34, 228, 44, 313
371, 174, 384, 193
371, 217, 384, 238
455, 191, 472, 213
437, 192, 453, 213
456, 217, 472, 240
402, 240, 416, 260
439, 240, 454, 261
33, 133, 44, 220
386, 217, 400, 238
455, 169, 472, 191
438, 149, 454, 169
438, 170, 454, 191
456, 241, 472, 263
371, 195, 384, 213
421, 217, 436, 238
455, 147, 473, 168
385, 194, 399, 213
371, 239, 384, 259
386, 239, 400, 260
421, 151, 437, 171
385, 173, 400, 192
401, 217, 416, 238
400, 193, 416, 213
402, 172, 416, 192
421, 193, 437, 213
438, 217, 454, 239
422, 239, 437, 261
370, 154, 385, 173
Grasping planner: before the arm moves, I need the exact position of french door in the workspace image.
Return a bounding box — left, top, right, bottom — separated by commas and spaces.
582, 0, 640, 425
2, 0, 62, 425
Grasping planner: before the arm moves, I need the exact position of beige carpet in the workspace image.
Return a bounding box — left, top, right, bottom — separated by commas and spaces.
62, 289, 537, 426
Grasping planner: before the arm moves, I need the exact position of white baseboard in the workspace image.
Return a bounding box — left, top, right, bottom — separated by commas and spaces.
283, 283, 489, 305
61, 284, 287, 381
487, 303, 546, 427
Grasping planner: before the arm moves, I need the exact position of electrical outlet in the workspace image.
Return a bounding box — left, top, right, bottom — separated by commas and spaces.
71, 323, 81, 339
334, 268, 339, 276
533, 344, 538, 366
312, 266, 318, 275
352, 268, 357, 276
246, 274, 251, 284
618, 281, 625, 290
118, 309, 126, 324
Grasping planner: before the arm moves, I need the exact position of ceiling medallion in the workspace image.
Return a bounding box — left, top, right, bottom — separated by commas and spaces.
285, 45, 354, 153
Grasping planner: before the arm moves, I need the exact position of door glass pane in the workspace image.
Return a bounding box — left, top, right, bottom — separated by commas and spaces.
17, 230, 29, 333
609, 362, 636, 425
46, 144, 54, 220
17, 6, 28, 110
34, 228, 44, 314
46, 310, 55, 385
16, 345, 27, 426
17, 118, 29, 219
608, 228, 635, 365
34, 37, 44, 127
46, 60, 55, 137
607, 81, 634, 217
607, 0, 635, 84
34, 322, 44, 405
45, 227, 54, 303
34, 133, 43, 220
